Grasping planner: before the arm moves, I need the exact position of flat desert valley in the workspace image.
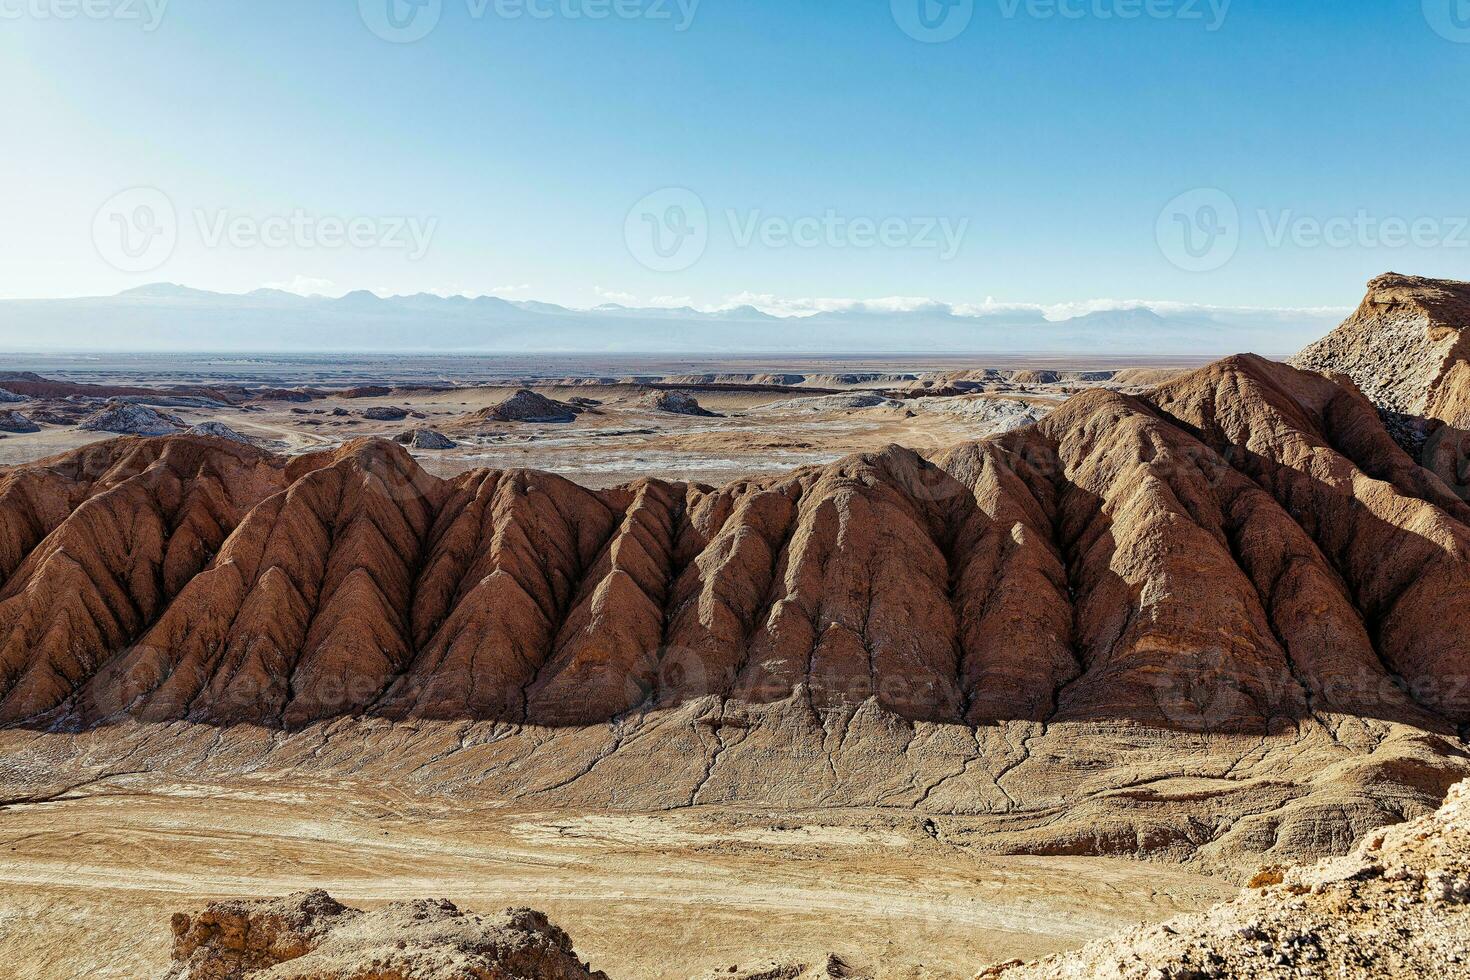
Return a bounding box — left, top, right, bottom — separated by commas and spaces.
0, 351, 1202, 484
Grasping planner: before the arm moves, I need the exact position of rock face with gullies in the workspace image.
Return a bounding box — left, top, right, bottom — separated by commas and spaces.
4, 290, 1470, 872
165, 890, 608, 980
639, 389, 718, 416
0, 410, 38, 433
1291, 273, 1470, 493
77, 400, 187, 436
980, 776, 1470, 979
396, 427, 458, 450
467, 389, 582, 424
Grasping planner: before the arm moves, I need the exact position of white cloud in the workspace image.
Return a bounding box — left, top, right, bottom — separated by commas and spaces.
716, 291, 1349, 323
593, 286, 640, 306
262, 275, 339, 297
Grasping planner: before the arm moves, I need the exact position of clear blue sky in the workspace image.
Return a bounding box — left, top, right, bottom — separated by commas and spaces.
2, 0, 1467, 312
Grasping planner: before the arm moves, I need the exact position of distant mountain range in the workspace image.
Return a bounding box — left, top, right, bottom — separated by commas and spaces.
0, 284, 1345, 354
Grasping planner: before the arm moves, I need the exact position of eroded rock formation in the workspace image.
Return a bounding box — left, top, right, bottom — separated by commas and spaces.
466, 390, 582, 424
77, 401, 187, 436
2, 290, 1470, 869
396, 427, 458, 449
1292, 272, 1470, 495
639, 390, 718, 416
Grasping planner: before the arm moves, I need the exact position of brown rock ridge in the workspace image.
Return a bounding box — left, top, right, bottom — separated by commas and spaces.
2, 343, 1470, 869
166, 890, 608, 979
978, 775, 1470, 979
1291, 272, 1470, 494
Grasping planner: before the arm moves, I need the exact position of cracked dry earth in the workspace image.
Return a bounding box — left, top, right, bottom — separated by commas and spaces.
4, 274, 1470, 976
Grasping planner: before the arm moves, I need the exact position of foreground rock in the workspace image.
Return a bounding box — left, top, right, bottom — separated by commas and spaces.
77, 400, 186, 436
166, 890, 608, 979
981, 777, 1470, 979
639, 389, 718, 416
396, 427, 458, 449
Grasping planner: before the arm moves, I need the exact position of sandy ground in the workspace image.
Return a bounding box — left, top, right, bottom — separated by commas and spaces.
0, 776, 1233, 980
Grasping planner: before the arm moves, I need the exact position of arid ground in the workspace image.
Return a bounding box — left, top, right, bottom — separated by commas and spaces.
0, 353, 1197, 484
0, 775, 1232, 979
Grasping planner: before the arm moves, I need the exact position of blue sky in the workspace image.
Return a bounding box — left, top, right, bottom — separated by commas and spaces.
1, 0, 1467, 314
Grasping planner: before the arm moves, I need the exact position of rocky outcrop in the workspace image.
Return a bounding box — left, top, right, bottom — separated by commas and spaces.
637, 390, 717, 417
165, 890, 607, 980
754, 393, 900, 413
396, 427, 458, 450
981, 776, 1470, 979
466, 390, 582, 424
1291, 273, 1470, 494
1292, 273, 1470, 427
25, 403, 92, 425
77, 401, 186, 436
0, 388, 24, 404
185, 422, 254, 445
0, 410, 38, 433
639, 390, 718, 416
